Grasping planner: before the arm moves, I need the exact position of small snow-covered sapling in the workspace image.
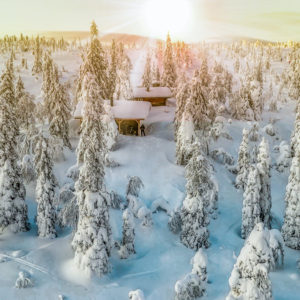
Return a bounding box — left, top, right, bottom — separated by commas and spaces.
15, 272, 33, 289
129, 289, 145, 300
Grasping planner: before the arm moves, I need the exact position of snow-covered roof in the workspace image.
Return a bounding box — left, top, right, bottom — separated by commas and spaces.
74, 100, 151, 120
133, 87, 172, 99
112, 100, 151, 120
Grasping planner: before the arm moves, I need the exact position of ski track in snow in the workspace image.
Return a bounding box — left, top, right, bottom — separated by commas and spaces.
121, 268, 161, 279
27, 234, 72, 256
0, 253, 51, 276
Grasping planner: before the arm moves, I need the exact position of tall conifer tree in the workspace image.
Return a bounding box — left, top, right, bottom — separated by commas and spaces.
161, 33, 177, 88
0, 64, 29, 233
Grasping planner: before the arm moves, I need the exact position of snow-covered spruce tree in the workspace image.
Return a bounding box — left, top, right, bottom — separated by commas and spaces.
185, 142, 218, 216
251, 83, 263, 121
0, 159, 29, 233
72, 147, 112, 277
43, 62, 61, 127
76, 24, 117, 152
32, 36, 42, 75
0, 65, 29, 233
250, 144, 258, 164
137, 206, 153, 227
58, 195, 78, 231
234, 58, 240, 73
22, 57, 28, 70
176, 112, 197, 166
15, 76, 35, 130
191, 248, 208, 283
48, 134, 65, 162
268, 82, 278, 112
230, 83, 255, 121
72, 72, 112, 277
248, 122, 260, 142
290, 105, 300, 158
129, 289, 145, 300
119, 208, 135, 259
247, 76, 263, 121
184, 70, 211, 133
7, 51, 15, 77
102, 102, 119, 151
42, 52, 54, 119
15, 75, 25, 101
257, 138, 272, 229
224, 70, 233, 94
275, 141, 290, 172
209, 74, 226, 107
180, 192, 210, 250
117, 42, 125, 65
226, 223, 284, 300
281, 150, 300, 249
34, 134, 57, 238
175, 249, 207, 300
114, 54, 133, 100
48, 78, 72, 149
229, 91, 244, 121
21, 154, 36, 184
155, 64, 160, 85
57, 179, 78, 230
126, 176, 144, 216
235, 129, 250, 190
199, 55, 211, 88
0, 62, 16, 110
168, 209, 182, 234
142, 52, 152, 92
161, 33, 177, 89
175, 273, 204, 300
18, 123, 38, 158
107, 39, 117, 104
264, 122, 276, 137
76, 21, 109, 102
174, 75, 190, 141
15, 271, 33, 289
126, 176, 144, 200
90, 19, 98, 37
288, 57, 300, 101
241, 166, 262, 239
76, 73, 106, 164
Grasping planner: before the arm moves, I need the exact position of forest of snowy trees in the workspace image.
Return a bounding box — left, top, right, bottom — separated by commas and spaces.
0, 20, 299, 300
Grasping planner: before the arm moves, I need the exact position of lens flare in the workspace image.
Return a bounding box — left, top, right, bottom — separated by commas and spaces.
142, 0, 192, 39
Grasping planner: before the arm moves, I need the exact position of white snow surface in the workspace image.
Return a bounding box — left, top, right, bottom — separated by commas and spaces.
133, 87, 173, 99
75, 100, 151, 120
112, 101, 152, 120
0, 49, 299, 300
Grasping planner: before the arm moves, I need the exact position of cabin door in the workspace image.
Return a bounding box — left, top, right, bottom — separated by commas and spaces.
118, 120, 139, 136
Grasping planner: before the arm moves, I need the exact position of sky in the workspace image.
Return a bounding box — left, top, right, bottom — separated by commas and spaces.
0, 0, 299, 41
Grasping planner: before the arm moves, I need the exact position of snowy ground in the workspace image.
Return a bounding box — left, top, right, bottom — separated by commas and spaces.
0, 50, 299, 300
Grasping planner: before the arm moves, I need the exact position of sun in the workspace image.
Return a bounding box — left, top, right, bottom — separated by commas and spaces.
142, 0, 192, 39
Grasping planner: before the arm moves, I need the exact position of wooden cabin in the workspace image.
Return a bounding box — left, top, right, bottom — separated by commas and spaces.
132, 87, 172, 106
74, 100, 151, 136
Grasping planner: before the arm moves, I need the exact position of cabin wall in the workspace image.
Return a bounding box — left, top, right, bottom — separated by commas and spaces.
75, 117, 143, 137
134, 97, 167, 106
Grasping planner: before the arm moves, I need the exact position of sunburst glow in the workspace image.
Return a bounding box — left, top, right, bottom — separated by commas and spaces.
142, 0, 192, 39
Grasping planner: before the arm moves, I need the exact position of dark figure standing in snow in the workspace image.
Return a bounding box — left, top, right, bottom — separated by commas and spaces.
141, 124, 146, 136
